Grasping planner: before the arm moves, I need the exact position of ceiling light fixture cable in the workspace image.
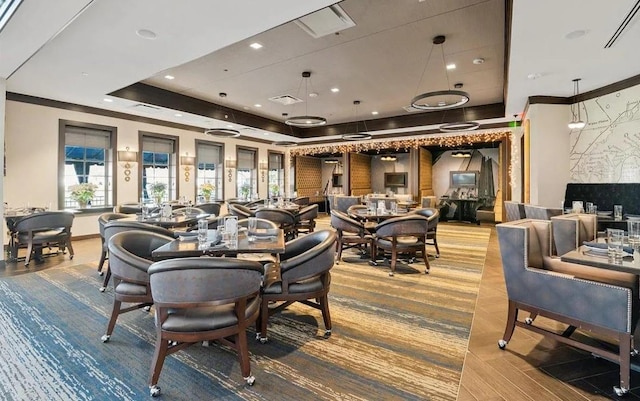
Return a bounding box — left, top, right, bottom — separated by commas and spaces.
342, 100, 372, 140
568, 78, 586, 130
411, 35, 470, 111
205, 94, 241, 137
285, 71, 327, 127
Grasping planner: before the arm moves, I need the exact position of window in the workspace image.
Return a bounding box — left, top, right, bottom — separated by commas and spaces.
59, 121, 115, 209
236, 147, 257, 200
196, 140, 223, 201
268, 152, 284, 197
140, 134, 178, 203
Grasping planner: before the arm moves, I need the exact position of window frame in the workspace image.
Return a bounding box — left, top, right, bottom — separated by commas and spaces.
235, 145, 258, 199
195, 139, 225, 201
138, 131, 179, 203
267, 151, 285, 197
58, 119, 117, 212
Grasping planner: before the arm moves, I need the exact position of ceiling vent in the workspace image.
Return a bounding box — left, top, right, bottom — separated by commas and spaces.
268, 94, 303, 105
129, 103, 161, 113
294, 5, 355, 38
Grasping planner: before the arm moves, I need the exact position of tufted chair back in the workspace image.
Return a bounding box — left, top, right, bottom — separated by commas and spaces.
524, 204, 563, 220
504, 201, 526, 222
228, 203, 254, 218
551, 213, 597, 256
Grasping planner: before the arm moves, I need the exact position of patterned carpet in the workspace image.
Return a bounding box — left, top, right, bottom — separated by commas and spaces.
0, 222, 491, 401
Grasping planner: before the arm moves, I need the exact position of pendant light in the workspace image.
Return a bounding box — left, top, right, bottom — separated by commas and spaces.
342, 100, 371, 140
285, 71, 327, 127
411, 35, 470, 111
568, 78, 586, 129
439, 83, 480, 132
205, 92, 241, 137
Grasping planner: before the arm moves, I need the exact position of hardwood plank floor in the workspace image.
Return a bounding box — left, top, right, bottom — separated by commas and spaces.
2, 219, 639, 400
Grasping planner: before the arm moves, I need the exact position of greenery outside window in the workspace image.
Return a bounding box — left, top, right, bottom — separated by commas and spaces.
59, 121, 115, 210
195, 140, 223, 201
236, 147, 257, 200
268, 151, 284, 197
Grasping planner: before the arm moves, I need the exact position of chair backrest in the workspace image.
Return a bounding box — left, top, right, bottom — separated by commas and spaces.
196, 202, 221, 216
14, 211, 75, 233
330, 210, 365, 235
297, 204, 318, 221
148, 258, 263, 305
367, 196, 394, 210
333, 195, 361, 213
374, 215, 429, 237
237, 217, 278, 230
551, 213, 597, 256
524, 204, 563, 220
244, 199, 266, 208
504, 201, 526, 222
421, 196, 437, 208
113, 203, 142, 214
228, 203, 253, 218
292, 196, 310, 206
411, 207, 440, 230
104, 220, 175, 246
108, 230, 173, 283
98, 212, 129, 238
280, 230, 337, 282
254, 208, 296, 226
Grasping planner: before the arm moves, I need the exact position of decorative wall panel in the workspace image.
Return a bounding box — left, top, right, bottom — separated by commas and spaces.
349, 152, 371, 196
294, 155, 323, 202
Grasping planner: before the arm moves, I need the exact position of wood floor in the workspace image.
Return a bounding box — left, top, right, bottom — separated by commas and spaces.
2, 221, 638, 400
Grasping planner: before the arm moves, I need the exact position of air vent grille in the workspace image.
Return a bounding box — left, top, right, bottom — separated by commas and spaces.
129, 103, 161, 113
294, 5, 355, 38
268, 95, 303, 105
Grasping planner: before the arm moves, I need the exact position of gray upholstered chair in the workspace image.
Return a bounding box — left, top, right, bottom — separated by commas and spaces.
346, 204, 377, 233
101, 230, 174, 344
295, 204, 319, 235
330, 210, 374, 263
228, 203, 254, 219
370, 215, 430, 276
11, 211, 75, 266
411, 207, 441, 258
237, 217, 278, 230
496, 219, 639, 396
503, 201, 526, 222
292, 196, 310, 206
196, 202, 221, 216
258, 230, 337, 343
523, 204, 563, 220
147, 257, 264, 396
171, 206, 205, 215
254, 208, 297, 241
333, 195, 361, 213
113, 203, 142, 214
421, 196, 437, 208
551, 213, 597, 256
100, 221, 176, 291
97, 212, 129, 275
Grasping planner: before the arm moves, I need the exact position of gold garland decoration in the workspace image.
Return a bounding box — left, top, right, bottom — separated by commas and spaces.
288, 129, 513, 157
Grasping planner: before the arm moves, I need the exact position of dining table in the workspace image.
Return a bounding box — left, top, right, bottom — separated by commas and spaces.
350, 208, 409, 222
120, 212, 209, 229
560, 246, 640, 275
151, 227, 285, 261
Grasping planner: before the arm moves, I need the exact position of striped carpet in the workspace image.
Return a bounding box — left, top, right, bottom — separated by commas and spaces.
0, 222, 491, 401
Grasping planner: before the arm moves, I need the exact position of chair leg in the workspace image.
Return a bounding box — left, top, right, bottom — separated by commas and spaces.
149, 337, 170, 396
98, 249, 107, 274
319, 294, 332, 338
235, 331, 255, 385
24, 242, 33, 266
422, 245, 430, 274
259, 300, 269, 343
100, 268, 111, 292
433, 236, 440, 258
101, 299, 122, 342
66, 239, 75, 259
498, 300, 518, 349
389, 250, 397, 276
336, 239, 344, 263
615, 332, 632, 396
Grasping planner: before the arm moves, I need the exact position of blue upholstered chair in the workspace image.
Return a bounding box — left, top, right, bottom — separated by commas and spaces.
550, 213, 597, 256
523, 204, 563, 220
496, 219, 639, 396
503, 201, 526, 222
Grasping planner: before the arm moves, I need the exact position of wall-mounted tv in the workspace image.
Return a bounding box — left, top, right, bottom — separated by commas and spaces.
450, 171, 479, 188
384, 172, 408, 188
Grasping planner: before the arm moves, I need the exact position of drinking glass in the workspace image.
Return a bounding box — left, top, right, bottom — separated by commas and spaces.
390, 201, 398, 214
197, 219, 208, 244
614, 205, 623, 221
607, 228, 625, 263
572, 201, 584, 214
248, 217, 257, 242
628, 221, 640, 252
224, 216, 238, 249
585, 202, 593, 214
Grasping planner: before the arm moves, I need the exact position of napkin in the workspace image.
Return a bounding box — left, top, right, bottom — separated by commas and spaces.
583, 241, 633, 254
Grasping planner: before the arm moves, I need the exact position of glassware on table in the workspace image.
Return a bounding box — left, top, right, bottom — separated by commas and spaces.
589, 204, 597, 214
185, 201, 193, 215
614, 205, 623, 221
607, 228, 625, 264
224, 216, 238, 249
585, 202, 593, 214
197, 219, 208, 244
390, 201, 398, 214
628, 220, 640, 252
572, 201, 584, 214
247, 217, 258, 242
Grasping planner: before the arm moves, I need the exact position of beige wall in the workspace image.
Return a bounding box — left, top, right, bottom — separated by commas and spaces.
4, 100, 284, 236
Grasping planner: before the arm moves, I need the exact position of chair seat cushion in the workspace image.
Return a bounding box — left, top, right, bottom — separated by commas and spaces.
17, 229, 66, 243
376, 237, 424, 251
115, 282, 149, 296
162, 296, 260, 332
544, 256, 638, 289
263, 277, 324, 295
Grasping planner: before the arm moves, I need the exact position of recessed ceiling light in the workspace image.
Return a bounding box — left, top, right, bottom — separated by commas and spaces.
473, 58, 485, 65
136, 29, 157, 40
164, 75, 175, 80
254, 104, 262, 108
527, 72, 542, 80
331, 88, 340, 93
565, 30, 587, 40
174, 113, 182, 117
371, 111, 379, 115
446, 63, 456, 70
309, 92, 318, 98
81, 72, 89, 76
263, 132, 270, 136
249, 42, 263, 49
103, 98, 113, 103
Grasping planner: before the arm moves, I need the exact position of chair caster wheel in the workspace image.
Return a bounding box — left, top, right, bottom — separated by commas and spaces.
498, 339, 507, 349
424, 269, 430, 274
524, 317, 533, 325
244, 375, 256, 386
614, 386, 629, 397
259, 337, 268, 344
388, 272, 394, 277
99, 287, 106, 292
368, 260, 378, 266
435, 254, 440, 258
150, 385, 161, 397
98, 271, 104, 276
143, 306, 151, 312
101, 335, 110, 343
323, 330, 332, 339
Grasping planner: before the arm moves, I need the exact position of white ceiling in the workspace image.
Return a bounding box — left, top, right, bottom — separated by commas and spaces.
2, 0, 639, 143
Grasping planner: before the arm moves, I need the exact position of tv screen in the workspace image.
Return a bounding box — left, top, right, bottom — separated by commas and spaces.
384, 172, 408, 188
450, 171, 478, 188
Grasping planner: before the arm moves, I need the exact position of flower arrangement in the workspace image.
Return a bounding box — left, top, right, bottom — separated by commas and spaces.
199, 182, 215, 197
70, 183, 98, 207
149, 182, 167, 204
240, 183, 251, 200
269, 183, 280, 197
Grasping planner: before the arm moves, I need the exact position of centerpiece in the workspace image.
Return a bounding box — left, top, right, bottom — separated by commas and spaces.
149, 182, 167, 206
70, 182, 98, 208
240, 183, 251, 200
199, 182, 215, 202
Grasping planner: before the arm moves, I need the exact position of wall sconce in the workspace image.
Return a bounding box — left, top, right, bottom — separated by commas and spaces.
180, 154, 195, 182
117, 147, 138, 182
259, 161, 268, 183
225, 159, 236, 182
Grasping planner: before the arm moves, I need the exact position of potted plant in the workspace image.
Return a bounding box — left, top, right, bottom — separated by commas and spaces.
240, 183, 251, 200
269, 183, 279, 198
199, 182, 215, 202
70, 182, 98, 208
149, 182, 167, 205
